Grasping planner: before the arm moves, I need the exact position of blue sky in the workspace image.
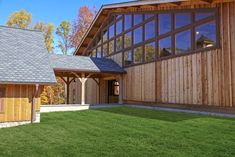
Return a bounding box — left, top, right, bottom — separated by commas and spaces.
0, 0, 132, 54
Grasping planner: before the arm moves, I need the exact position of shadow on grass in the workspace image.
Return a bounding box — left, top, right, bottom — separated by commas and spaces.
95, 107, 204, 122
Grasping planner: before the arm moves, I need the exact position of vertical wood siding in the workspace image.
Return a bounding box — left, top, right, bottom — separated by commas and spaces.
0, 84, 41, 123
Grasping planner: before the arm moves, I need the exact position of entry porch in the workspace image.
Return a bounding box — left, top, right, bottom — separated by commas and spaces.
50, 54, 126, 105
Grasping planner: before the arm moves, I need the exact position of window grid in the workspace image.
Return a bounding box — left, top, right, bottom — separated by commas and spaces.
87, 8, 219, 67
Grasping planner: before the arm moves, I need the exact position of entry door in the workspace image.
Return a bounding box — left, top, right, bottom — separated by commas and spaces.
107, 80, 119, 104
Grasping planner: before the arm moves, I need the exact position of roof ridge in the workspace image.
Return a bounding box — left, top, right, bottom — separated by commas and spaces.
0, 25, 42, 33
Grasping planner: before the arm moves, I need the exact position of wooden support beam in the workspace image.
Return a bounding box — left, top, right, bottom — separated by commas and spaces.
71, 72, 93, 105
66, 77, 70, 104
59, 76, 75, 104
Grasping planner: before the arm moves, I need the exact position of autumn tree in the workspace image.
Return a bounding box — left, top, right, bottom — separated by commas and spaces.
56, 21, 71, 55
40, 78, 65, 105
70, 6, 96, 48
34, 22, 54, 53
6, 9, 32, 29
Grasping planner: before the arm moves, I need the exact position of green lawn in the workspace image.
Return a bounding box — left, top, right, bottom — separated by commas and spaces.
0, 107, 235, 157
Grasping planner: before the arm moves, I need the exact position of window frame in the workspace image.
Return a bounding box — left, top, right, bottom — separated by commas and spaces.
85, 7, 220, 67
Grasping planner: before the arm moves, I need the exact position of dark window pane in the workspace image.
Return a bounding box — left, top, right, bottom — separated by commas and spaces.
97, 47, 102, 58
109, 24, 114, 39
175, 30, 191, 54
116, 19, 123, 35
145, 14, 154, 20
124, 50, 132, 66
124, 32, 132, 49
159, 14, 172, 35
134, 26, 143, 44
134, 46, 143, 64
103, 28, 108, 42
159, 36, 172, 57
124, 15, 132, 31
91, 49, 96, 57
195, 12, 214, 21
175, 13, 191, 29
145, 42, 155, 62
109, 40, 114, 54
145, 20, 155, 40
116, 36, 123, 52
134, 14, 143, 26
103, 43, 108, 56
196, 21, 216, 49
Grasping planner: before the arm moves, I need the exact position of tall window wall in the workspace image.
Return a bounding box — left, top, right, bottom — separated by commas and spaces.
87, 8, 219, 67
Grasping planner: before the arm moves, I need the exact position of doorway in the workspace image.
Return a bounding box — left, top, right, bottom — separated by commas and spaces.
107, 80, 119, 104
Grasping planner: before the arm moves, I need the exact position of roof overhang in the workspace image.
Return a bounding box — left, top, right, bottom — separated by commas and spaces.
50, 54, 125, 77
74, 0, 234, 56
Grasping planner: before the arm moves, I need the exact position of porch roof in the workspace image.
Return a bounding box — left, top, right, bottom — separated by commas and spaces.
50, 54, 125, 74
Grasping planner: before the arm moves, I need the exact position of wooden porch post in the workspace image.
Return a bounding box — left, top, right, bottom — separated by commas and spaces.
59, 77, 76, 104
66, 77, 70, 104
81, 74, 86, 105
71, 72, 92, 105
118, 75, 123, 105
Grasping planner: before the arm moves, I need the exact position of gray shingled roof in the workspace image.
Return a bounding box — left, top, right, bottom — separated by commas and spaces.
0, 26, 57, 85
0, 26, 124, 85
50, 54, 125, 74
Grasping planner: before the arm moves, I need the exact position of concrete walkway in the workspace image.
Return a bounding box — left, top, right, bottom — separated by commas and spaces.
40, 104, 235, 118
40, 104, 122, 113
126, 105, 235, 118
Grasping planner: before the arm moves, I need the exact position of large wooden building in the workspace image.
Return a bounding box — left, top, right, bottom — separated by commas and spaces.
1, 0, 235, 126
71, 0, 235, 111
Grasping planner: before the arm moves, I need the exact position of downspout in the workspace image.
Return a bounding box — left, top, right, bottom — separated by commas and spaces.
31, 84, 39, 123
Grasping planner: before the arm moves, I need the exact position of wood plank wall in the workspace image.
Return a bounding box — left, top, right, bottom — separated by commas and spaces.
122, 2, 235, 107
70, 78, 103, 104
123, 62, 156, 102
0, 84, 41, 123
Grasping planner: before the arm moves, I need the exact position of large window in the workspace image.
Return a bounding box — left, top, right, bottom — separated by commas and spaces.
159, 14, 172, 35
175, 30, 191, 54
134, 46, 143, 64
145, 42, 156, 62
134, 26, 143, 44
124, 15, 132, 30
159, 36, 172, 57
145, 20, 155, 40
124, 50, 133, 66
87, 8, 219, 67
0, 88, 5, 112
195, 21, 216, 49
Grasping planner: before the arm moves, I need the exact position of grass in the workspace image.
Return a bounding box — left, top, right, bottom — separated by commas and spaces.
0, 106, 235, 157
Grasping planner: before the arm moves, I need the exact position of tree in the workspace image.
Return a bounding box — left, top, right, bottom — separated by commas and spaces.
40, 78, 65, 105
6, 9, 32, 29
56, 21, 71, 55
70, 6, 96, 48
34, 22, 54, 53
